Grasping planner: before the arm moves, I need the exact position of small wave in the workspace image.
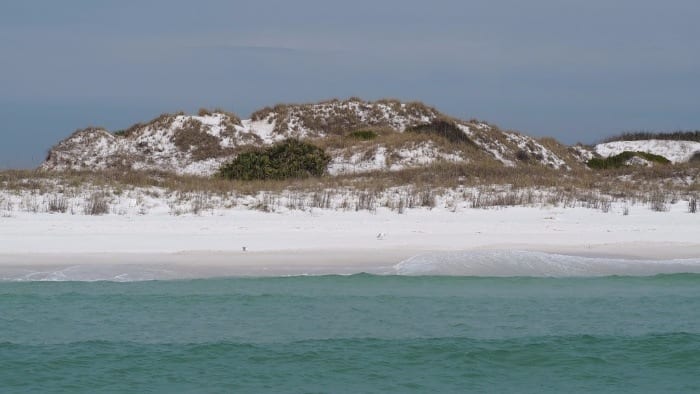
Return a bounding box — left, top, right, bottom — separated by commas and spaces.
0, 265, 179, 282
394, 250, 700, 277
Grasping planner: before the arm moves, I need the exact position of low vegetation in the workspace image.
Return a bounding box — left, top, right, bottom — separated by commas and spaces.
349, 130, 379, 140
1, 157, 698, 216
172, 119, 233, 160
84, 192, 109, 215
587, 151, 670, 169
602, 130, 700, 143
406, 119, 475, 145
197, 108, 242, 124
119, 112, 184, 138
218, 139, 330, 181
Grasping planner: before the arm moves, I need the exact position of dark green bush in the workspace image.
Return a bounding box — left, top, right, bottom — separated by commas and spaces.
406, 119, 475, 145
218, 139, 330, 180
349, 130, 378, 140
587, 151, 670, 169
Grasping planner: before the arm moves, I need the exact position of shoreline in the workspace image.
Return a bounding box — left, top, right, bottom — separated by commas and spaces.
2, 241, 700, 265
2, 242, 700, 280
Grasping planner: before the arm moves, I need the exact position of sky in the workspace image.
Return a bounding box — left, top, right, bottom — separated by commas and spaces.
1, 0, 699, 168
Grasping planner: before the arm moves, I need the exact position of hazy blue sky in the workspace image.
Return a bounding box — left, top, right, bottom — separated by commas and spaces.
2, 0, 699, 168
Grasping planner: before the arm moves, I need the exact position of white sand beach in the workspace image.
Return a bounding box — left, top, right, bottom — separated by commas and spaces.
1, 202, 699, 279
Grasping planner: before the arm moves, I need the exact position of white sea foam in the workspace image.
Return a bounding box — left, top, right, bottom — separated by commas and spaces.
394, 250, 700, 277
0, 265, 180, 282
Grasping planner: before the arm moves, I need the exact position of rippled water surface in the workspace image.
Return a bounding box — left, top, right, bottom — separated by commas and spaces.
2, 274, 700, 393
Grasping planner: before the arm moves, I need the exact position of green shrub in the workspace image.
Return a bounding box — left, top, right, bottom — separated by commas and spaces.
406, 119, 475, 145
349, 130, 378, 140
587, 151, 670, 169
218, 139, 330, 180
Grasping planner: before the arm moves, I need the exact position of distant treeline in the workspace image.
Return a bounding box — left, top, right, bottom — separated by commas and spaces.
602, 131, 700, 143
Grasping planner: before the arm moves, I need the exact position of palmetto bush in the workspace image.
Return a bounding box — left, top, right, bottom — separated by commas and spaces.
218, 139, 330, 181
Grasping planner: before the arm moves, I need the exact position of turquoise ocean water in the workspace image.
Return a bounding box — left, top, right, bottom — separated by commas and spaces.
2, 274, 700, 393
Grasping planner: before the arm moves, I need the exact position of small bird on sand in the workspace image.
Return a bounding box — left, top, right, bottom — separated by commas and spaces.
376, 232, 386, 240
